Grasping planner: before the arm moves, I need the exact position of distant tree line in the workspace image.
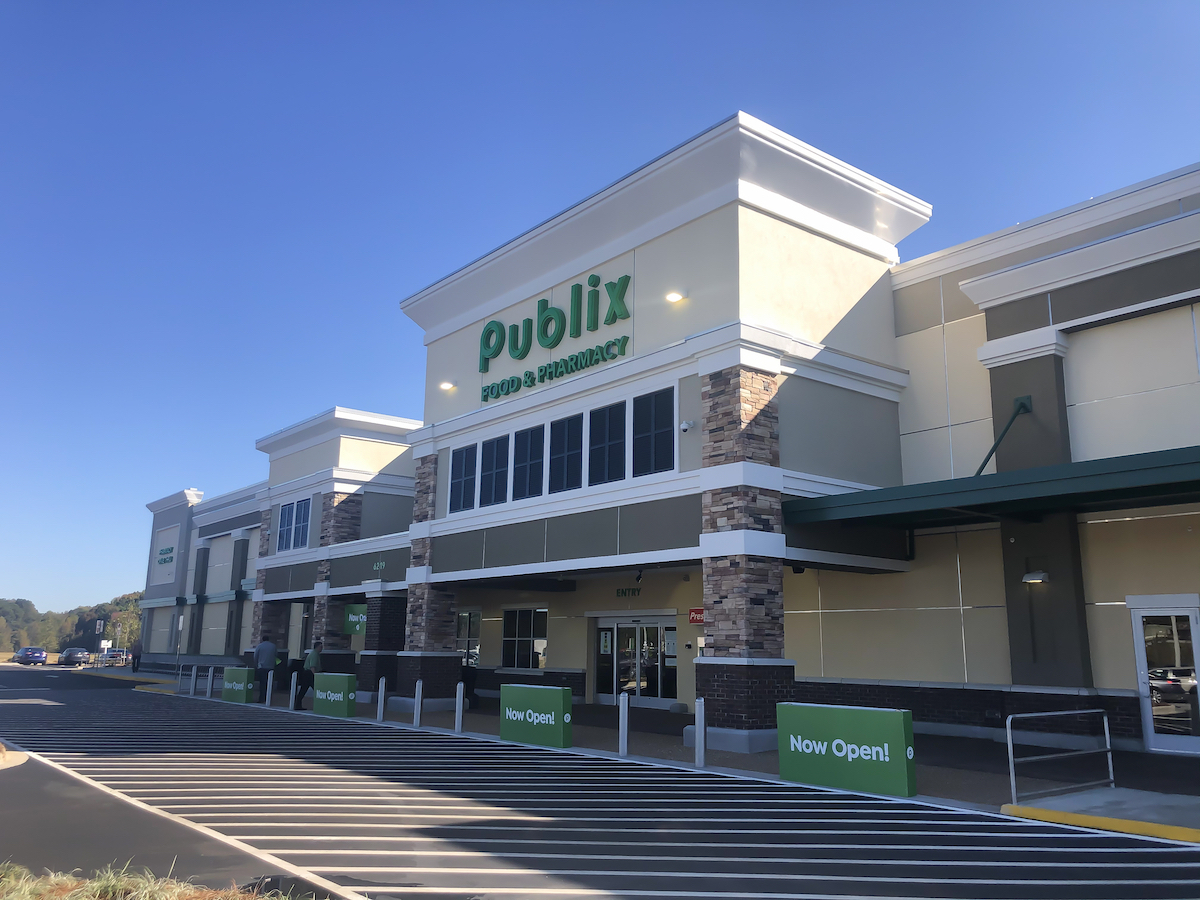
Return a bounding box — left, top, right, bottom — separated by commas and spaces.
0, 593, 143, 654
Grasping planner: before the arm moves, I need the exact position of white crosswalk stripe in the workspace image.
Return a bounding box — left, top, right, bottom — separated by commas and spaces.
4, 688, 1200, 899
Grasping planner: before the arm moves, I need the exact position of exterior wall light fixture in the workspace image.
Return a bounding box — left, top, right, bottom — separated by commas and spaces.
1022, 571, 1049, 584
439, 381, 456, 391
665, 291, 686, 303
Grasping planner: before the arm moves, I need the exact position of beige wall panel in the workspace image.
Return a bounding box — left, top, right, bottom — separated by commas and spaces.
205, 535, 234, 595
633, 206, 739, 356
820, 608, 966, 682
1080, 512, 1200, 604
547, 614, 586, 670
1086, 604, 1138, 691
895, 326, 948, 434
900, 427, 953, 485
239, 600, 254, 653
944, 314, 992, 426
337, 437, 414, 477
425, 324, 486, 424
678, 374, 703, 472
269, 438, 341, 486
963, 607, 1011, 684
785, 611, 823, 678
1064, 306, 1200, 406
675, 616, 702, 710
951, 418, 997, 478
199, 601, 229, 655
957, 528, 1006, 609
739, 207, 896, 365
286, 602, 305, 658
478, 614, 504, 668
784, 567, 821, 611
817, 533, 961, 611
1068, 382, 1200, 461
245, 540, 258, 581
149, 607, 173, 653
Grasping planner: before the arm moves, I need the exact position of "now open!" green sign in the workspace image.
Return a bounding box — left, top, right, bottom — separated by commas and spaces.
777, 702, 916, 797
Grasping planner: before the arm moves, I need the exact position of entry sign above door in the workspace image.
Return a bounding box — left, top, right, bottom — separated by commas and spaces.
688, 608, 704, 625
500, 684, 573, 748
344, 604, 368, 635
777, 702, 916, 797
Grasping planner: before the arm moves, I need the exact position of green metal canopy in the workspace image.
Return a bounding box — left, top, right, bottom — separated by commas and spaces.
782, 446, 1200, 529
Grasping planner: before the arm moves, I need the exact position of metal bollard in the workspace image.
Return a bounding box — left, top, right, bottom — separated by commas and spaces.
454, 681, 465, 733
290, 671, 299, 711
413, 678, 423, 728
205, 666, 214, 698
694, 697, 706, 769
377, 677, 386, 722
189, 666, 198, 696
264, 670, 274, 707
618, 692, 630, 757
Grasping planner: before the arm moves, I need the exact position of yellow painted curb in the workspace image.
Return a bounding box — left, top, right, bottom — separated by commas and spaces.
133, 684, 179, 695
1002, 803, 1200, 844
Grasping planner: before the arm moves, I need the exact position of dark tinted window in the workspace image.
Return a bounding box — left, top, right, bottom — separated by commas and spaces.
633, 387, 674, 476
589, 401, 625, 485
479, 436, 509, 507
512, 425, 544, 501
549, 414, 583, 493
449, 445, 476, 513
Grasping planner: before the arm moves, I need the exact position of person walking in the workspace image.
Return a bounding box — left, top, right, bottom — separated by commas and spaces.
130, 638, 143, 673
253, 634, 277, 703
294, 640, 322, 710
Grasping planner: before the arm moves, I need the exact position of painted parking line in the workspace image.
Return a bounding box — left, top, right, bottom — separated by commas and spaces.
3, 689, 1200, 900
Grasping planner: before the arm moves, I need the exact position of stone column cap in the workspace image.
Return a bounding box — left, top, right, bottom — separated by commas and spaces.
694, 657, 797, 666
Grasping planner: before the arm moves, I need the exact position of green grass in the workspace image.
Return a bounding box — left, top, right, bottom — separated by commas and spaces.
0, 862, 292, 899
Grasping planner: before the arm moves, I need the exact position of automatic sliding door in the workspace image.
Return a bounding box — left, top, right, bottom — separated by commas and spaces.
617, 626, 638, 695
640, 626, 660, 698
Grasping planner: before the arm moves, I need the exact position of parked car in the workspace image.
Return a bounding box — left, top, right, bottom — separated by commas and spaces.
99, 649, 130, 666
14, 647, 48, 666
1149, 667, 1196, 705
58, 647, 90, 667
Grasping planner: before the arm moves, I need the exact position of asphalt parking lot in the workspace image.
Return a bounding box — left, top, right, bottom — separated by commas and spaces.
2, 665, 1200, 899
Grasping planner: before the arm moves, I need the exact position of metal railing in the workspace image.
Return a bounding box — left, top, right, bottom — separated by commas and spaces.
1006, 709, 1115, 806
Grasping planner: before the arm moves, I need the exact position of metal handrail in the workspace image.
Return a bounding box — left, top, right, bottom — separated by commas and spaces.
1006, 708, 1114, 806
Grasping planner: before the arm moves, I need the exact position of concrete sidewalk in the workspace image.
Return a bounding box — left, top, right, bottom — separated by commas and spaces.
1004, 787, 1200, 843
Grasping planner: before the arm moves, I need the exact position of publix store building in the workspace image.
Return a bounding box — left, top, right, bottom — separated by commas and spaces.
142, 113, 1200, 755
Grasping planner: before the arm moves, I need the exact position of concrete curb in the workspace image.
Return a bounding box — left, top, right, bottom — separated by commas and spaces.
1002, 803, 1200, 844
132, 684, 179, 695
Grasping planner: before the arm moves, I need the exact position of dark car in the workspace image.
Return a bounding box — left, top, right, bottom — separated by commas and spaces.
14, 647, 48, 666
58, 647, 90, 666
1150, 667, 1197, 705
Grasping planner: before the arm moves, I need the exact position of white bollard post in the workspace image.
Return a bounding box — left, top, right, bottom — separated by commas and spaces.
413, 678, 423, 728
377, 677, 386, 722
618, 692, 630, 757
205, 666, 214, 698
264, 670, 274, 707
289, 671, 299, 711
694, 697, 706, 769
454, 681, 465, 733
189, 666, 198, 696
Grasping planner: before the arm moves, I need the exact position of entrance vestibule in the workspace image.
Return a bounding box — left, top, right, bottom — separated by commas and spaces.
594, 615, 678, 709
1128, 595, 1200, 755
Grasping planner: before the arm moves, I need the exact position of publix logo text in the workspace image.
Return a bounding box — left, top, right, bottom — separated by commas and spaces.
477, 274, 631, 402
504, 706, 572, 726
789, 734, 912, 763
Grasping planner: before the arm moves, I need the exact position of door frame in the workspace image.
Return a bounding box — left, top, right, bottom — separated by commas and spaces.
1126, 594, 1200, 755
594, 615, 678, 709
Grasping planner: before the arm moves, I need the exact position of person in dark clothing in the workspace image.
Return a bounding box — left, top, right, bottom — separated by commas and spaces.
253, 634, 277, 703
294, 640, 322, 710
130, 639, 143, 673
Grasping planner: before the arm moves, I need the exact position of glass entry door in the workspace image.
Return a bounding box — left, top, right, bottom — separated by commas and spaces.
595, 618, 677, 708
1131, 605, 1200, 754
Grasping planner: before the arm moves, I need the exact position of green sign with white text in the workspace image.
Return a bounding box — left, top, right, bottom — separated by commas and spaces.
499, 684, 573, 748
313, 673, 357, 717
777, 702, 916, 797
344, 604, 367, 635
221, 667, 254, 703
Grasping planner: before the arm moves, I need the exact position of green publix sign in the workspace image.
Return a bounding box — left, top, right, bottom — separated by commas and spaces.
777, 702, 916, 797
499, 684, 573, 748
478, 274, 631, 403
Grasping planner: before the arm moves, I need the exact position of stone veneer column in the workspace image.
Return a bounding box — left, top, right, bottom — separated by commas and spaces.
697, 365, 793, 744
399, 451, 462, 699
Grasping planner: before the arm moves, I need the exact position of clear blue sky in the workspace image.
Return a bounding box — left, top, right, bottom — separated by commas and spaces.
2, 2, 1197, 612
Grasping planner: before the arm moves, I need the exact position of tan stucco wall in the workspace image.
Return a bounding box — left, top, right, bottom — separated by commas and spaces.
1066, 304, 1200, 462
340, 436, 414, 477
1079, 504, 1200, 691
784, 527, 1010, 685
148, 606, 174, 654
199, 601, 228, 655
269, 438, 341, 486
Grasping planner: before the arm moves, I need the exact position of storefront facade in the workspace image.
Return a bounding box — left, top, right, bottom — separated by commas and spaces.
141, 113, 1199, 754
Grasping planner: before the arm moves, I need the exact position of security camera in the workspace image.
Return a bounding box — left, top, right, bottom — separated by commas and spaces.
680, 420, 694, 433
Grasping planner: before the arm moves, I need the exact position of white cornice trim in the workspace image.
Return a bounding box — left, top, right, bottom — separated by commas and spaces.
426, 546, 701, 585
146, 489, 204, 514
254, 530, 413, 570
256, 469, 415, 505
699, 530, 787, 558
892, 162, 1200, 288
960, 211, 1200, 310
785, 546, 911, 573
255, 406, 422, 456
976, 327, 1069, 369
